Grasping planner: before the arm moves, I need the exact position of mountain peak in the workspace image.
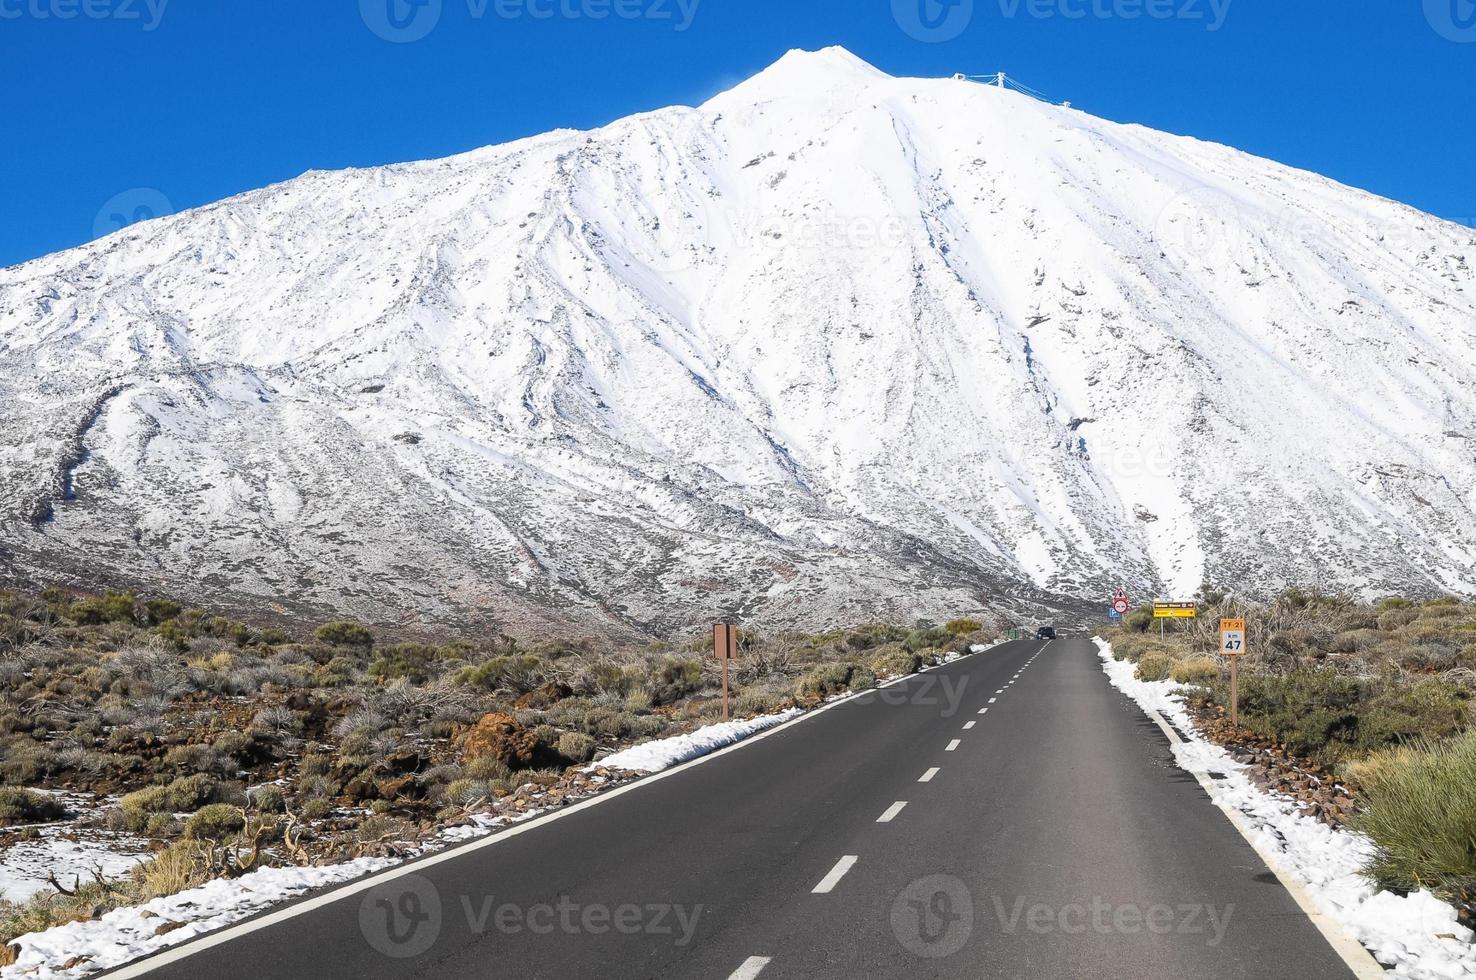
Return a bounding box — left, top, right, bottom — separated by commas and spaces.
702, 46, 890, 110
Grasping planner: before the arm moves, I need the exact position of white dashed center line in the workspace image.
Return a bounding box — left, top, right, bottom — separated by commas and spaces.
946, 739, 961, 751
963, 721, 976, 729
812, 855, 858, 894
877, 801, 908, 823
988, 697, 998, 704
977, 707, 989, 714
919, 767, 940, 782
728, 956, 772, 979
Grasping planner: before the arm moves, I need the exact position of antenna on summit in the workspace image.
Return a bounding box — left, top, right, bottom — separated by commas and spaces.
995, 72, 1007, 88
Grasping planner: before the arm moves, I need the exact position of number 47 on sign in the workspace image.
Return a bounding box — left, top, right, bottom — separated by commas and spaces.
1220, 618, 1246, 655
1221, 618, 1247, 728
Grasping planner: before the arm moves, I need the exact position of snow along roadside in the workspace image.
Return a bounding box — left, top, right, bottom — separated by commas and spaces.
5, 644, 990, 979
1095, 636, 1475, 980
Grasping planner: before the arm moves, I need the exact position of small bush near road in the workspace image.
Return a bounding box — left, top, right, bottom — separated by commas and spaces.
0, 788, 65, 824
1170, 657, 1220, 684
1135, 652, 1174, 682
1354, 731, 1476, 904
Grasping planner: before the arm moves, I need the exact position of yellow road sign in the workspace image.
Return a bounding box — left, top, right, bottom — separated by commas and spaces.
1152, 602, 1197, 619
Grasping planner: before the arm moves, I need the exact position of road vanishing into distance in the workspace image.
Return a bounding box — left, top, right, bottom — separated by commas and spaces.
106, 639, 1359, 979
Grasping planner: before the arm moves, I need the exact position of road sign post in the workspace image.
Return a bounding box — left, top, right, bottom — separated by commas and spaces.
1153, 601, 1197, 638
1220, 617, 1246, 728
713, 623, 738, 720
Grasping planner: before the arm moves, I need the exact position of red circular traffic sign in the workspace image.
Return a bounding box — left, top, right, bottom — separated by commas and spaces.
1112, 598, 1130, 615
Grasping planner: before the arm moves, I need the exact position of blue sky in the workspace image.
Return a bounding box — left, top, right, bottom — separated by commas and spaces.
0, 0, 1471, 268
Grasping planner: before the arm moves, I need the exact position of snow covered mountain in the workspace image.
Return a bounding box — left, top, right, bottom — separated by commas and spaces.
2, 47, 1473, 636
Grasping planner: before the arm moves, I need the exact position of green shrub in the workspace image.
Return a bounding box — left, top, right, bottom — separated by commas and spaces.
735, 689, 781, 716
248, 785, 286, 813
1200, 671, 1468, 762
1355, 732, 1476, 901
846, 665, 877, 692
867, 646, 922, 678
649, 656, 704, 705
302, 798, 334, 819
1124, 607, 1154, 633
902, 628, 950, 653
69, 592, 136, 625
182, 804, 245, 840
119, 774, 222, 830
452, 655, 546, 693
1135, 652, 1174, 682
945, 618, 983, 636
844, 625, 906, 652
143, 599, 182, 624
556, 732, 595, 762
368, 643, 441, 682
313, 621, 374, 648
0, 788, 65, 823
797, 663, 856, 698
1170, 657, 1219, 684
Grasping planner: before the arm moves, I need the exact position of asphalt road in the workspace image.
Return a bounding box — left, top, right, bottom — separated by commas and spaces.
109, 638, 1358, 979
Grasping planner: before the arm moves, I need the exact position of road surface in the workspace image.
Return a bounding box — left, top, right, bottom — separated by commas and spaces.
106, 638, 1358, 979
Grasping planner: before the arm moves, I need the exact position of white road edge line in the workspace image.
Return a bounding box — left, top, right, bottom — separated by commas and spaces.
1141, 706, 1384, 978
877, 801, 908, 823
812, 855, 858, 894
945, 739, 961, 751
919, 767, 940, 782
728, 955, 772, 980
99, 646, 1008, 979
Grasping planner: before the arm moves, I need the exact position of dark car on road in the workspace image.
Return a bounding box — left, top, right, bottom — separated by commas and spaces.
1036, 625, 1057, 640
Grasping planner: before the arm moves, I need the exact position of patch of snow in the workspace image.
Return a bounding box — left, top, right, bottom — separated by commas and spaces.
1095, 636, 1476, 979
0, 832, 151, 904
594, 709, 802, 774
2, 858, 396, 979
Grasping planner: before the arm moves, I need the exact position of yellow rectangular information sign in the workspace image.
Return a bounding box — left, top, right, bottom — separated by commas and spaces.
1152, 602, 1198, 619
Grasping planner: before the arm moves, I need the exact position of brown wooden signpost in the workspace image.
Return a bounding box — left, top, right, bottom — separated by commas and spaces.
712, 623, 739, 721
1220, 617, 1246, 728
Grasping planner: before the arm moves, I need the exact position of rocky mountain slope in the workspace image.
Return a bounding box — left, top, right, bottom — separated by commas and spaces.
1, 47, 1473, 635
